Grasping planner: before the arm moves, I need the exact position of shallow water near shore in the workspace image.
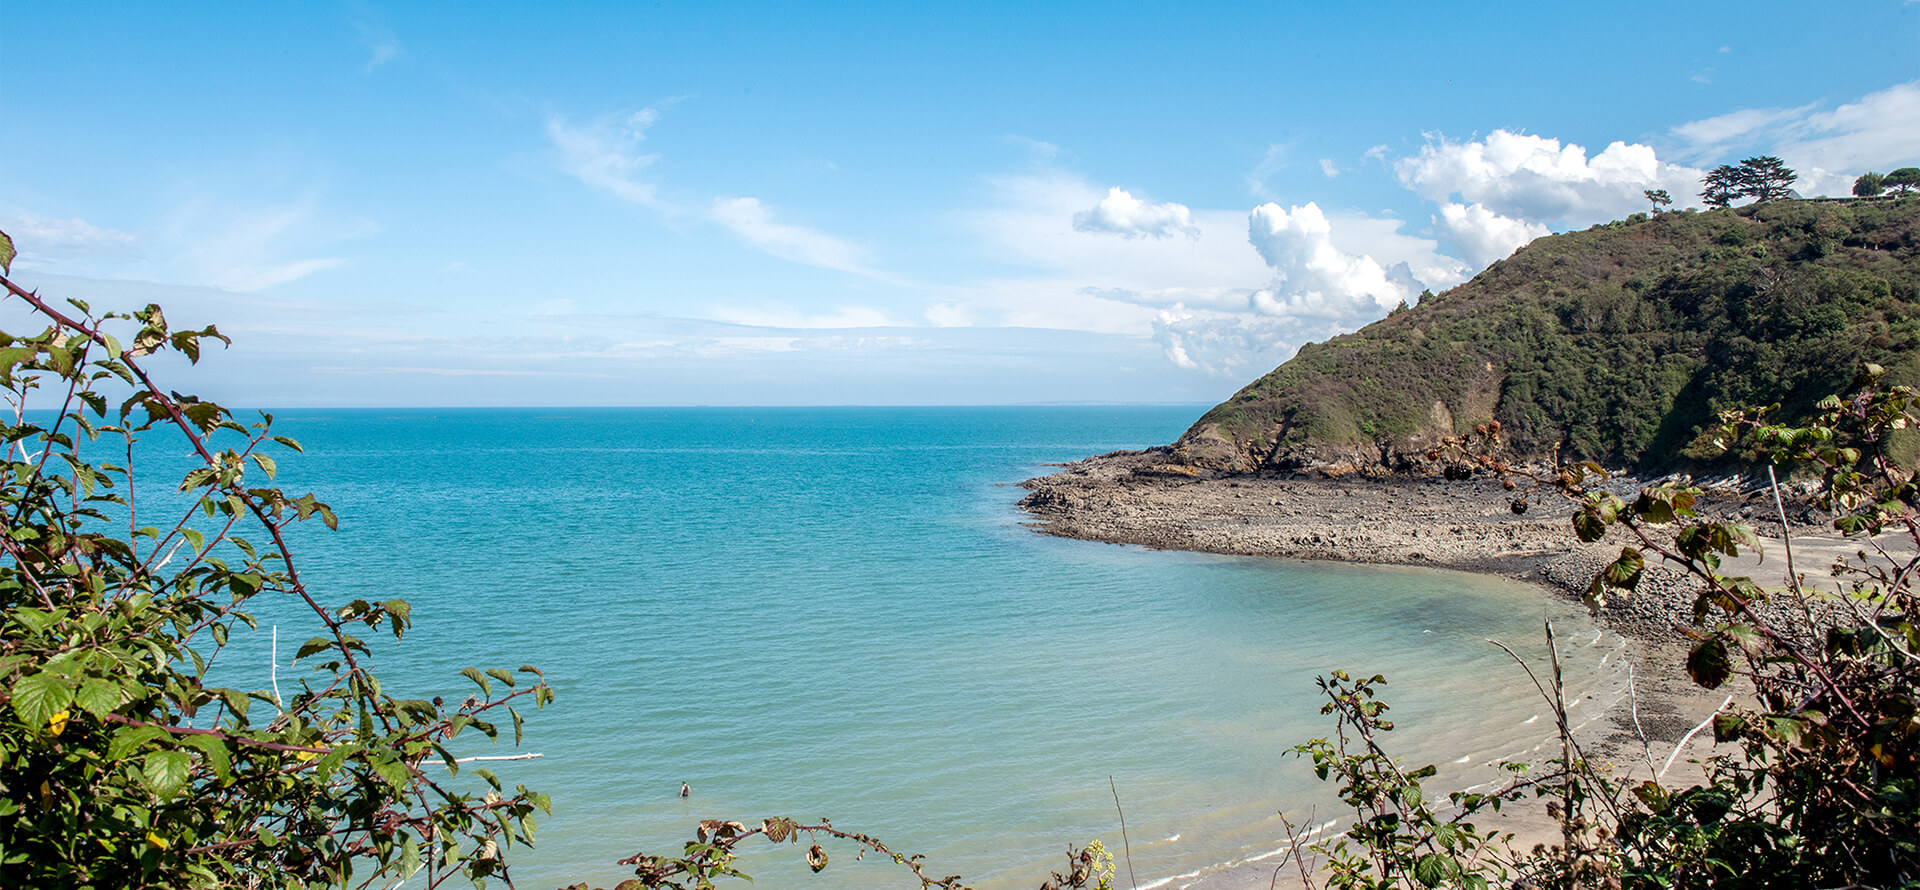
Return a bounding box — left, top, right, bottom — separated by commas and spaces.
217, 407, 1626, 889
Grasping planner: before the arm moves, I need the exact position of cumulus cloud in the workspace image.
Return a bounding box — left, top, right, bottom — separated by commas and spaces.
547, 109, 669, 209
1436, 202, 1551, 267
1395, 130, 1702, 226
1245, 202, 1411, 321
1151, 306, 1295, 376
706, 197, 873, 276
1319, 158, 1340, 178
1071, 187, 1200, 239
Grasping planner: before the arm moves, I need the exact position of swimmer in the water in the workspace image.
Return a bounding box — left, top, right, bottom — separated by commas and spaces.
679, 782, 691, 798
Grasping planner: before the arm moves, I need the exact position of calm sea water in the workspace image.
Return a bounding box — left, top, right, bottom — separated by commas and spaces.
202, 407, 1625, 889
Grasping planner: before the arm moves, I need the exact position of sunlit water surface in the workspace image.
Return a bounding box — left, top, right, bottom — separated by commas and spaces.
184, 407, 1624, 889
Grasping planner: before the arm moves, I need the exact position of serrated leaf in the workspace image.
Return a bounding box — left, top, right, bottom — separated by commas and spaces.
11, 672, 73, 729
368, 752, 409, 791
143, 749, 192, 799
1687, 637, 1732, 689
461, 667, 492, 696
1604, 547, 1645, 591
295, 637, 332, 661
109, 725, 170, 760
178, 733, 232, 782
73, 676, 123, 718
0, 229, 16, 274
1413, 853, 1451, 887
486, 668, 515, 689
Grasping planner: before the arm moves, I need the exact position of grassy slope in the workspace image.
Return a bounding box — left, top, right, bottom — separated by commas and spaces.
1176, 197, 1920, 473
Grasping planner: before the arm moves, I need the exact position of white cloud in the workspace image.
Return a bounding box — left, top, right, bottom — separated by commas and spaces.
1436, 202, 1551, 268
160, 196, 360, 292
706, 197, 873, 276
707, 303, 897, 329
217, 257, 348, 292
1670, 104, 1817, 158
0, 215, 138, 268
1071, 187, 1200, 239
1395, 130, 1703, 225
1667, 82, 1920, 198
1319, 158, 1340, 178
1151, 306, 1295, 377
1247, 143, 1287, 197
1245, 202, 1410, 321
547, 110, 669, 209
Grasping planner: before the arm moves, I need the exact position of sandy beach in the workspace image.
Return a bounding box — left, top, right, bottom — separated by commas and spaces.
1016, 447, 1888, 889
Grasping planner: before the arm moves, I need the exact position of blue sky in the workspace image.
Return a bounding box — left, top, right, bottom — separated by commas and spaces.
5, 2, 1918, 406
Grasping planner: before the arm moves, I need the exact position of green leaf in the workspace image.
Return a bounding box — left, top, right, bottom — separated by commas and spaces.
294, 637, 333, 661
11, 672, 74, 729
368, 752, 409, 791
108, 725, 170, 760
1603, 547, 1645, 591
0, 228, 15, 274
178, 733, 233, 782
143, 749, 192, 800
486, 668, 515, 689
1413, 853, 1452, 887
461, 666, 492, 697
73, 676, 123, 718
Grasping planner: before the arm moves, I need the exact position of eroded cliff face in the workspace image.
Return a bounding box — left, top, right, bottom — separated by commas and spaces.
1173, 362, 1505, 477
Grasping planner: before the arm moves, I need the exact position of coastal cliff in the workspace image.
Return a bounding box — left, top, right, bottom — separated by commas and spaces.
1173, 197, 1920, 476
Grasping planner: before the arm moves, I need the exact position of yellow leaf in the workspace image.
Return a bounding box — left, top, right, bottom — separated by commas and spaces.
48, 710, 70, 737
146, 831, 170, 850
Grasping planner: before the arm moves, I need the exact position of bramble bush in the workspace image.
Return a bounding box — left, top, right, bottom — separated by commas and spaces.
0, 231, 1040, 890
1291, 367, 1920, 888
0, 235, 554, 888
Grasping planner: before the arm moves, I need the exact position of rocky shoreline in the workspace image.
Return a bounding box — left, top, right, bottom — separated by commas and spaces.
1017, 447, 1827, 646
1014, 446, 1865, 888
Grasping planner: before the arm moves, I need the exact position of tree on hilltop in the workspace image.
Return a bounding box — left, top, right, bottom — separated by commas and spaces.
1886, 167, 1920, 194
1701, 165, 1742, 208
1854, 171, 1885, 197
1643, 189, 1673, 213
1737, 155, 1796, 202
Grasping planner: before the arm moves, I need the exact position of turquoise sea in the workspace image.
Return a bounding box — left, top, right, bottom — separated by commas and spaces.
222, 407, 1627, 889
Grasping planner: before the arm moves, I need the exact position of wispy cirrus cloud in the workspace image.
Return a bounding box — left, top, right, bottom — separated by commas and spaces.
0, 215, 138, 270
547, 109, 672, 210
1670, 82, 1920, 196
706, 197, 876, 276
352, 20, 402, 73
547, 105, 887, 279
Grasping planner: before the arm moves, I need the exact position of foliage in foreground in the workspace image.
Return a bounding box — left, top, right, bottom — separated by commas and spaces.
0, 239, 1011, 889
1289, 368, 1920, 888
0, 262, 556, 887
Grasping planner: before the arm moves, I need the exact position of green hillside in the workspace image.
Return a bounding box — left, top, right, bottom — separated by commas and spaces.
1175, 197, 1920, 473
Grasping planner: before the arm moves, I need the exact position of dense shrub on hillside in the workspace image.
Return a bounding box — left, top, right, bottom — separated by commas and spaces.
1182, 198, 1920, 472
